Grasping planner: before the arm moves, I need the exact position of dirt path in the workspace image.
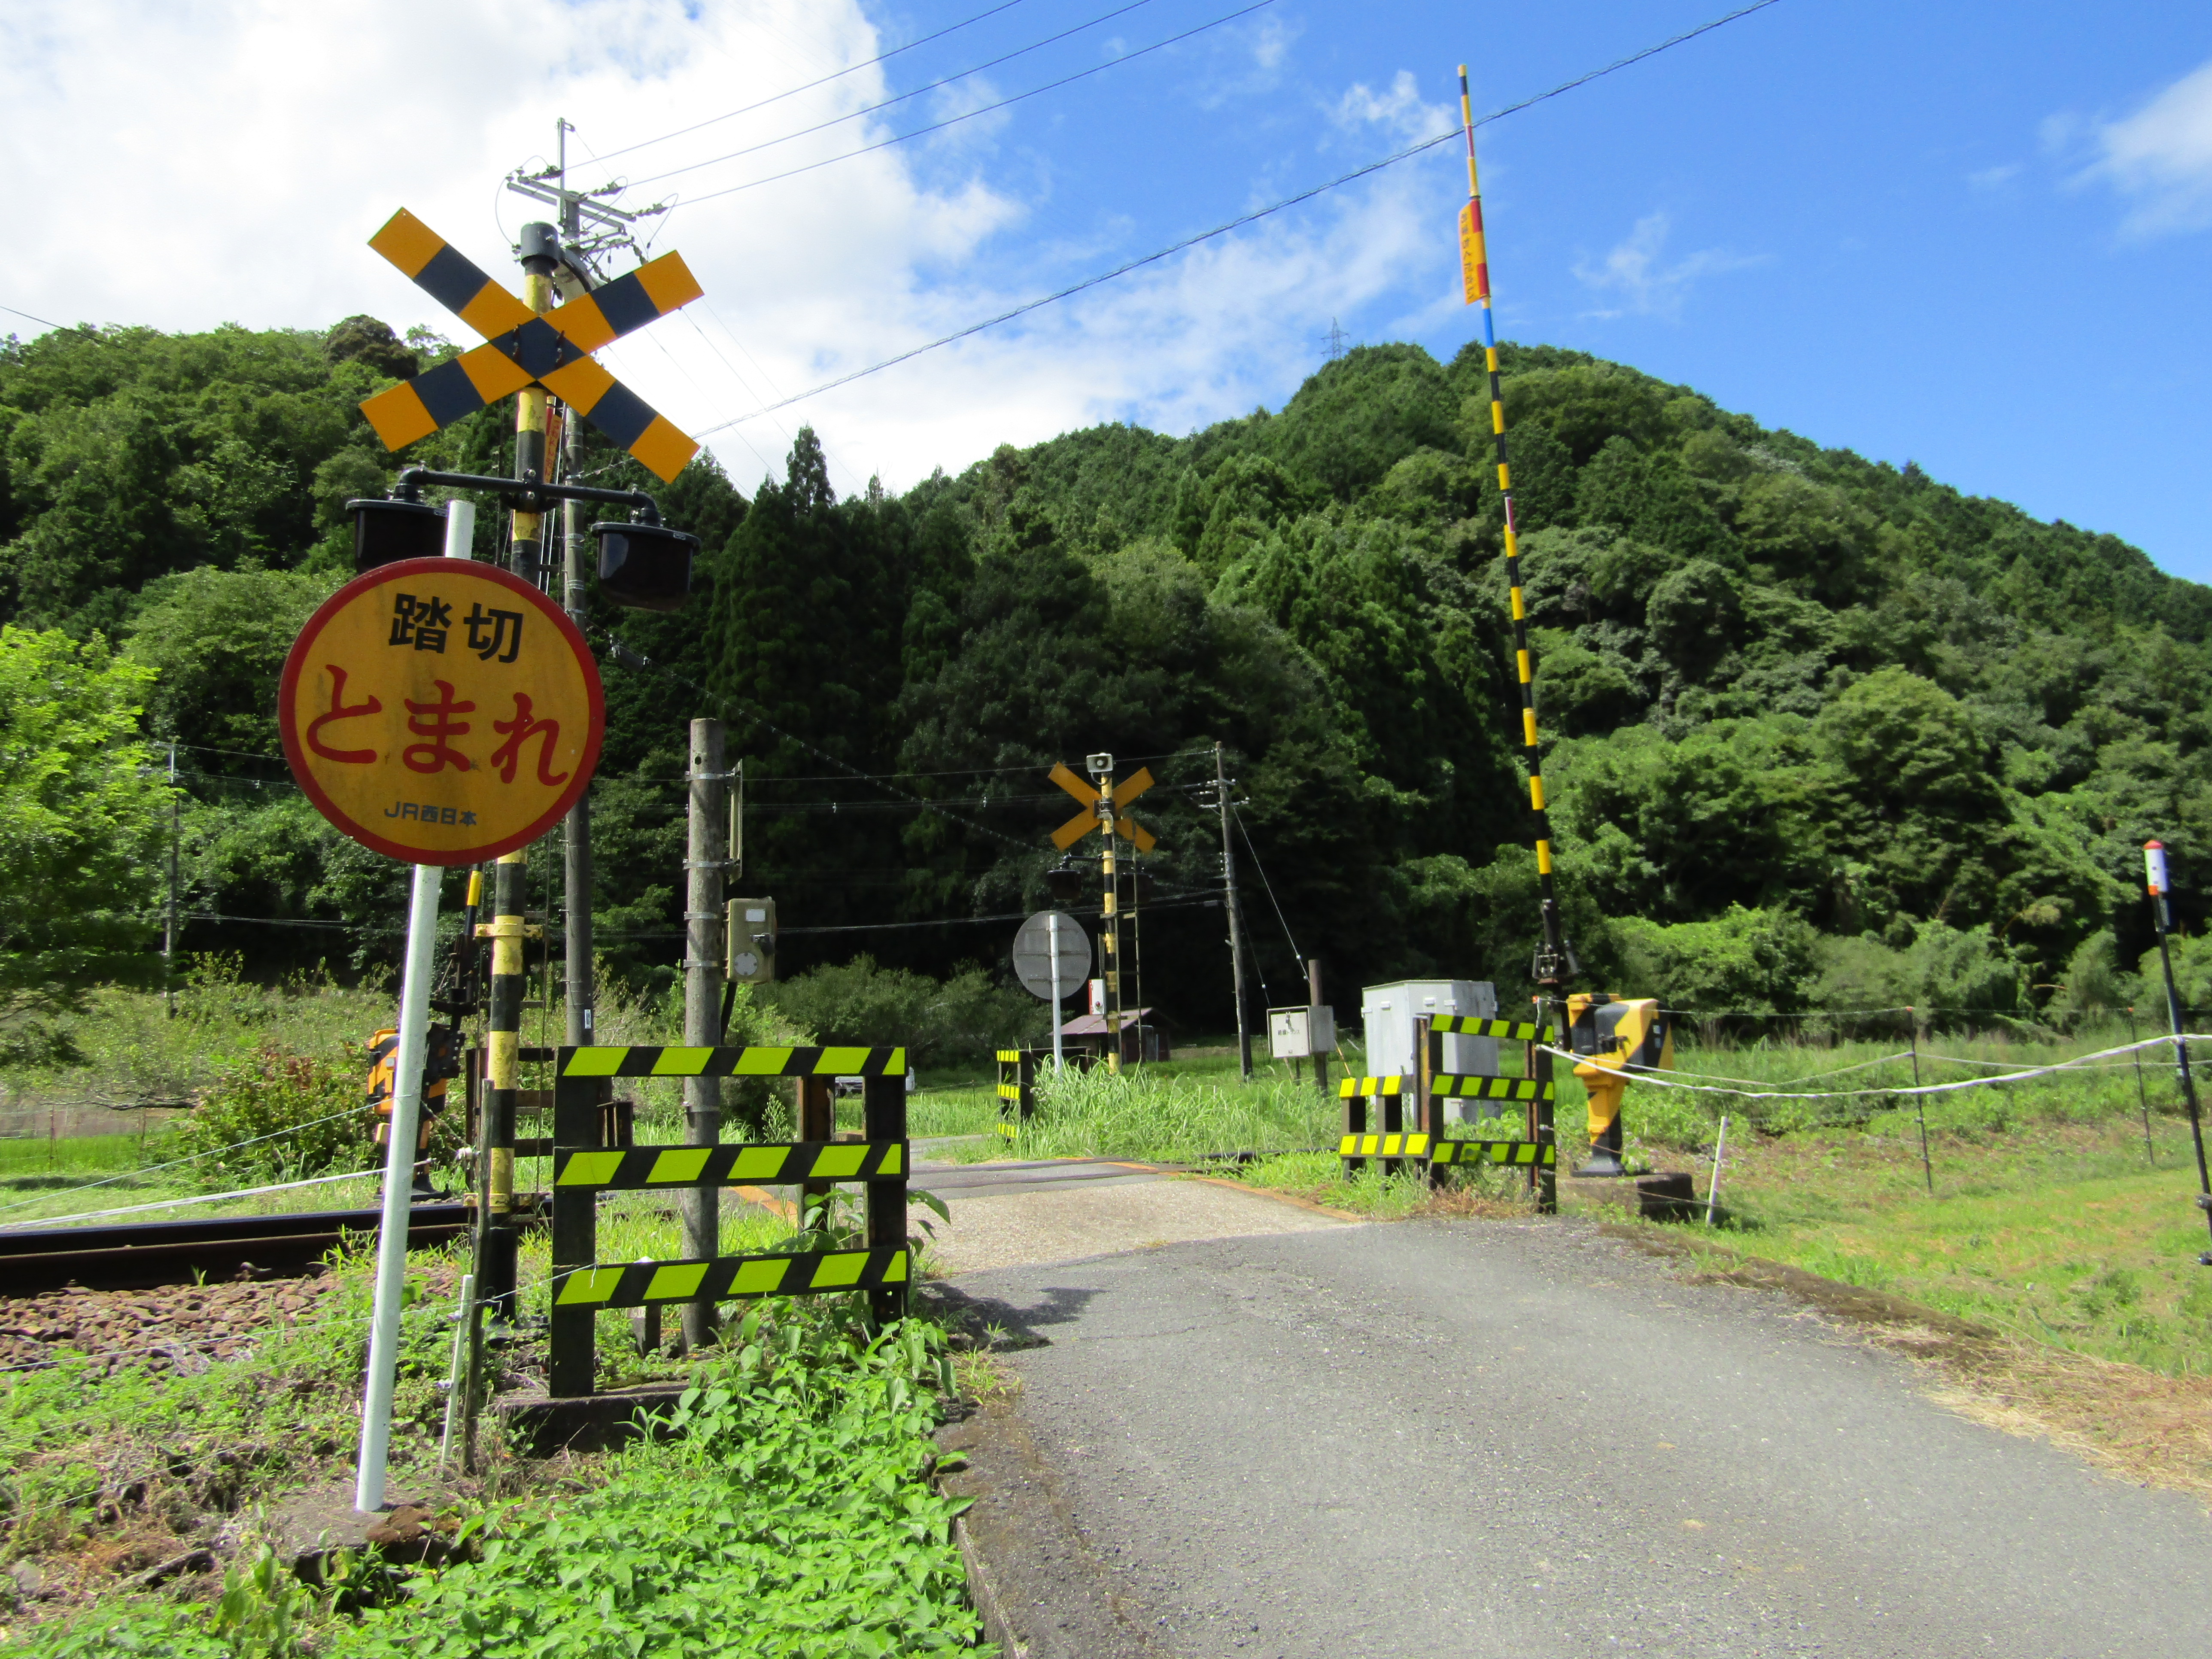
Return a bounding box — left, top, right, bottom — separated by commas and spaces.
908, 1160, 1355, 1276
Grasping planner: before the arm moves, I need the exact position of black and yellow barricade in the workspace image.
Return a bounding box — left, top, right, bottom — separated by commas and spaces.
996, 1048, 1037, 1135
557, 1044, 906, 1078
552, 1247, 909, 1310
1424, 1009, 1561, 1210
1338, 1074, 1415, 1177
1334, 1127, 1558, 1170
547, 1043, 908, 1398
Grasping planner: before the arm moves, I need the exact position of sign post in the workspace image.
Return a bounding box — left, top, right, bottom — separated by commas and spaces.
1049, 913, 1066, 1070
1012, 909, 1091, 1070
279, 539, 601, 1513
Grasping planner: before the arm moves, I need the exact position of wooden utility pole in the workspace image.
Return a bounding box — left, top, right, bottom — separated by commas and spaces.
1308, 957, 1328, 1096
1214, 742, 1252, 1080
163, 741, 179, 1018
683, 718, 728, 1351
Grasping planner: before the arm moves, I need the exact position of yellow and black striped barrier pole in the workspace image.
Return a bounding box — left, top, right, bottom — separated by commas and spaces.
1460, 66, 1574, 1208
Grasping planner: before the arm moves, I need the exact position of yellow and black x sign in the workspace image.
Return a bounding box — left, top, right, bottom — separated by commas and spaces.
1048, 763, 1156, 852
357, 209, 703, 483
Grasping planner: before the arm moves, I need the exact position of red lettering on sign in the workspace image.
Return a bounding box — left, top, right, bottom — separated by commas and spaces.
489, 692, 568, 786
306, 665, 383, 763
403, 681, 476, 774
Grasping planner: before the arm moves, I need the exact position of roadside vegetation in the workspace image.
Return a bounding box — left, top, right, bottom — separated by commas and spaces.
0, 1239, 983, 1656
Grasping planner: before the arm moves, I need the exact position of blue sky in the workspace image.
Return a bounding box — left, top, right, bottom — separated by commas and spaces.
6, 0, 2210, 579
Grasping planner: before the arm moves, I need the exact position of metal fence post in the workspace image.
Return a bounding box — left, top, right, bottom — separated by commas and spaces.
864, 1073, 909, 1325
1417, 1014, 1445, 1190
2128, 1006, 2154, 1166
1531, 997, 1556, 1215
548, 1062, 599, 1397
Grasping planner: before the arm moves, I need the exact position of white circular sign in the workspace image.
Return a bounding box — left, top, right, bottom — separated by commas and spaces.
1012, 911, 1091, 1001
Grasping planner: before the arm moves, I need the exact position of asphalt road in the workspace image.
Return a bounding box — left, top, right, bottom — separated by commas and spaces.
940, 1217, 2209, 1659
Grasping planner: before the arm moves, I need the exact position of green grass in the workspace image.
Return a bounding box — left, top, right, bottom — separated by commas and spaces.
7, 1297, 984, 1659
1636, 1112, 2212, 1378
0, 1239, 460, 1574
949, 1062, 1343, 1164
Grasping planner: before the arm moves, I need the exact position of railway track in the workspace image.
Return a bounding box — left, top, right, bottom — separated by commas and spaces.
0, 1202, 478, 1293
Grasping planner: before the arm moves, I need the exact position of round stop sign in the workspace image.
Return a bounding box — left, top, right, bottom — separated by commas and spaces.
279, 558, 604, 865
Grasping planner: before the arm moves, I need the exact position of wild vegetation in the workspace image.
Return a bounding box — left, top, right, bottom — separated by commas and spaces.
6, 319, 2208, 1051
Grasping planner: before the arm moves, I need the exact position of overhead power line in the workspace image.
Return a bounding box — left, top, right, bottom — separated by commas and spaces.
597, 629, 1038, 854
629, 0, 1161, 190
673, 0, 1277, 209
1, 301, 72, 332
588, 0, 1038, 167
687, 0, 1786, 437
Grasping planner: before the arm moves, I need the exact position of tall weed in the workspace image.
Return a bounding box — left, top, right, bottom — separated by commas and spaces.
990, 1065, 1338, 1162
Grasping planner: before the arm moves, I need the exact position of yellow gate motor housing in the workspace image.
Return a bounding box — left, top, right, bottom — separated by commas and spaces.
1566, 994, 1672, 1178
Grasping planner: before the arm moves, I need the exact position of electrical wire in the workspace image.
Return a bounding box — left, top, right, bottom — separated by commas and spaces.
687, 0, 1787, 435
1228, 802, 1300, 968
630, 0, 1161, 189
588, 0, 1038, 167
596, 629, 1035, 853
674, 0, 1277, 208
0, 301, 73, 331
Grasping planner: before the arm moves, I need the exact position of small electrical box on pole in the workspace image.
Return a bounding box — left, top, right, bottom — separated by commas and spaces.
727, 897, 777, 984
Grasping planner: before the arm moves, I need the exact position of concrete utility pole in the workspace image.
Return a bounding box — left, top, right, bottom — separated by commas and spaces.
479, 220, 563, 1322
683, 719, 728, 1350
1214, 742, 1252, 1081
542, 143, 597, 1058
560, 395, 593, 1049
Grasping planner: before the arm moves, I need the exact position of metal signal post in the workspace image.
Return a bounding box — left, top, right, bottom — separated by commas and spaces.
1095, 758, 1122, 1073
2145, 840, 2212, 1259
1048, 759, 1158, 1073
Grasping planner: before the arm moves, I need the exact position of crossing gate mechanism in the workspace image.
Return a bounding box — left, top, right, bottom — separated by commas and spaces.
546, 1044, 909, 1397
1337, 1012, 1559, 1201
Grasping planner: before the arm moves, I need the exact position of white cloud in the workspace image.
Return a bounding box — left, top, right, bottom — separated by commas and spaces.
1331, 70, 1449, 146
1572, 213, 1759, 322
2075, 56, 2212, 234
0, 0, 1442, 502
1967, 162, 2023, 191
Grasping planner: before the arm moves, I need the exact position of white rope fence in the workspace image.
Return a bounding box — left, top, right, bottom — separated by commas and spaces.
0, 1167, 387, 1231
0, 1103, 372, 1220
1538, 1032, 2208, 1103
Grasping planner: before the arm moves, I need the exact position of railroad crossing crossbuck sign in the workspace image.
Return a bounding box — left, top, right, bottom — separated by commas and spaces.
356, 209, 704, 482
279, 557, 605, 864
1048, 763, 1155, 851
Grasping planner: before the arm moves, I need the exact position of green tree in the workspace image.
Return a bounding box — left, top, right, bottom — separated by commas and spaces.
0, 626, 170, 1036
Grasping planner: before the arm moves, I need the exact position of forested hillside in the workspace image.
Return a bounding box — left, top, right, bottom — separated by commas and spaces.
5, 316, 2209, 1041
